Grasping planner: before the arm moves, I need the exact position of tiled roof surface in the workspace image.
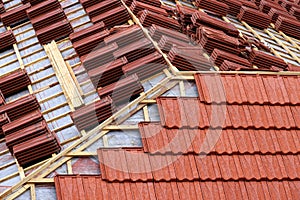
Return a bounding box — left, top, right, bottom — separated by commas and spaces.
55, 175, 300, 200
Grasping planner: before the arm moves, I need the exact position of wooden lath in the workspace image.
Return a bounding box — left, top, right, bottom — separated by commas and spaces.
44, 41, 84, 109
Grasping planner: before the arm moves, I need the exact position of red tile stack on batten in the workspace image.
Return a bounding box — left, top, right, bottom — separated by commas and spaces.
195, 0, 229, 16
1, 3, 31, 26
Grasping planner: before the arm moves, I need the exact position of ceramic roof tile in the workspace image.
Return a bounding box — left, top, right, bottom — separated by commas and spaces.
55, 175, 300, 200
195, 74, 300, 105
139, 122, 300, 155
157, 97, 300, 129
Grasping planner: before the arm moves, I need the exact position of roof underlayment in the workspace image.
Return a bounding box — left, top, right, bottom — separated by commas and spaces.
0, 0, 300, 199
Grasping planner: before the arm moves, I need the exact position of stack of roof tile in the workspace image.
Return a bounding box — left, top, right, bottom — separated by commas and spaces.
0, 69, 31, 96
0, 113, 9, 138
13, 132, 60, 167
223, 0, 243, 16
220, 60, 252, 71
168, 46, 212, 71
113, 38, 156, 63
91, 6, 131, 29
81, 42, 118, 71
268, 8, 296, 23
290, 6, 300, 20
1, 3, 30, 26
259, 0, 286, 13
88, 57, 128, 88
0, 94, 39, 121
122, 52, 167, 80
104, 25, 144, 47
274, 16, 300, 39
249, 49, 288, 69
2, 110, 44, 136
195, 0, 229, 16
139, 10, 181, 30
28, 1, 72, 44
149, 24, 190, 42
26, 0, 61, 19
210, 49, 252, 67
158, 35, 192, 53
86, 0, 122, 18
237, 6, 271, 29
0, 30, 16, 51
97, 74, 144, 104
71, 96, 116, 130
191, 11, 239, 37
79, 0, 99, 9
69, 22, 106, 43
196, 27, 240, 54
239, 0, 258, 9
175, 4, 197, 30
73, 29, 110, 57
30, 8, 67, 30
130, 0, 168, 16
281, 0, 298, 11
5, 121, 50, 153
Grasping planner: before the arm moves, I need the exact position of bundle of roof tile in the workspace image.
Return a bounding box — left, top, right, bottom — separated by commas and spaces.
98, 74, 144, 104
210, 49, 252, 67
30, 8, 67, 30
13, 132, 60, 167
223, 0, 243, 16
130, 0, 168, 16
72, 29, 110, 57
81, 42, 118, 71
219, 60, 252, 71
268, 8, 296, 23
26, 0, 61, 19
1, 3, 30, 26
86, 0, 122, 18
0, 30, 16, 51
28, 0, 72, 44
104, 25, 144, 47
274, 16, 300, 39
290, 6, 300, 20
195, 0, 229, 16
196, 27, 240, 54
69, 22, 106, 43
71, 97, 116, 130
91, 6, 131, 29
149, 24, 190, 42
191, 11, 239, 37
158, 35, 192, 53
238, 0, 258, 9
5, 121, 50, 153
259, 0, 286, 14
175, 4, 197, 29
79, 0, 99, 9
2, 110, 44, 136
88, 57, 128, 88
113, 38, 156, 62
122, 52, 168, 80
139, 10, 181, 30
237, 6, 271, 29
0, 113, 9, 138
280, 0, 298, 11
168, 46, 212, 71
248, 49, 288, 69
0, 69, 31, 96
0, 94, 39, 121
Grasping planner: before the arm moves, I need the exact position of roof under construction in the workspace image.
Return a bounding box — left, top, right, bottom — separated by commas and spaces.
0, 0, 300, 199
